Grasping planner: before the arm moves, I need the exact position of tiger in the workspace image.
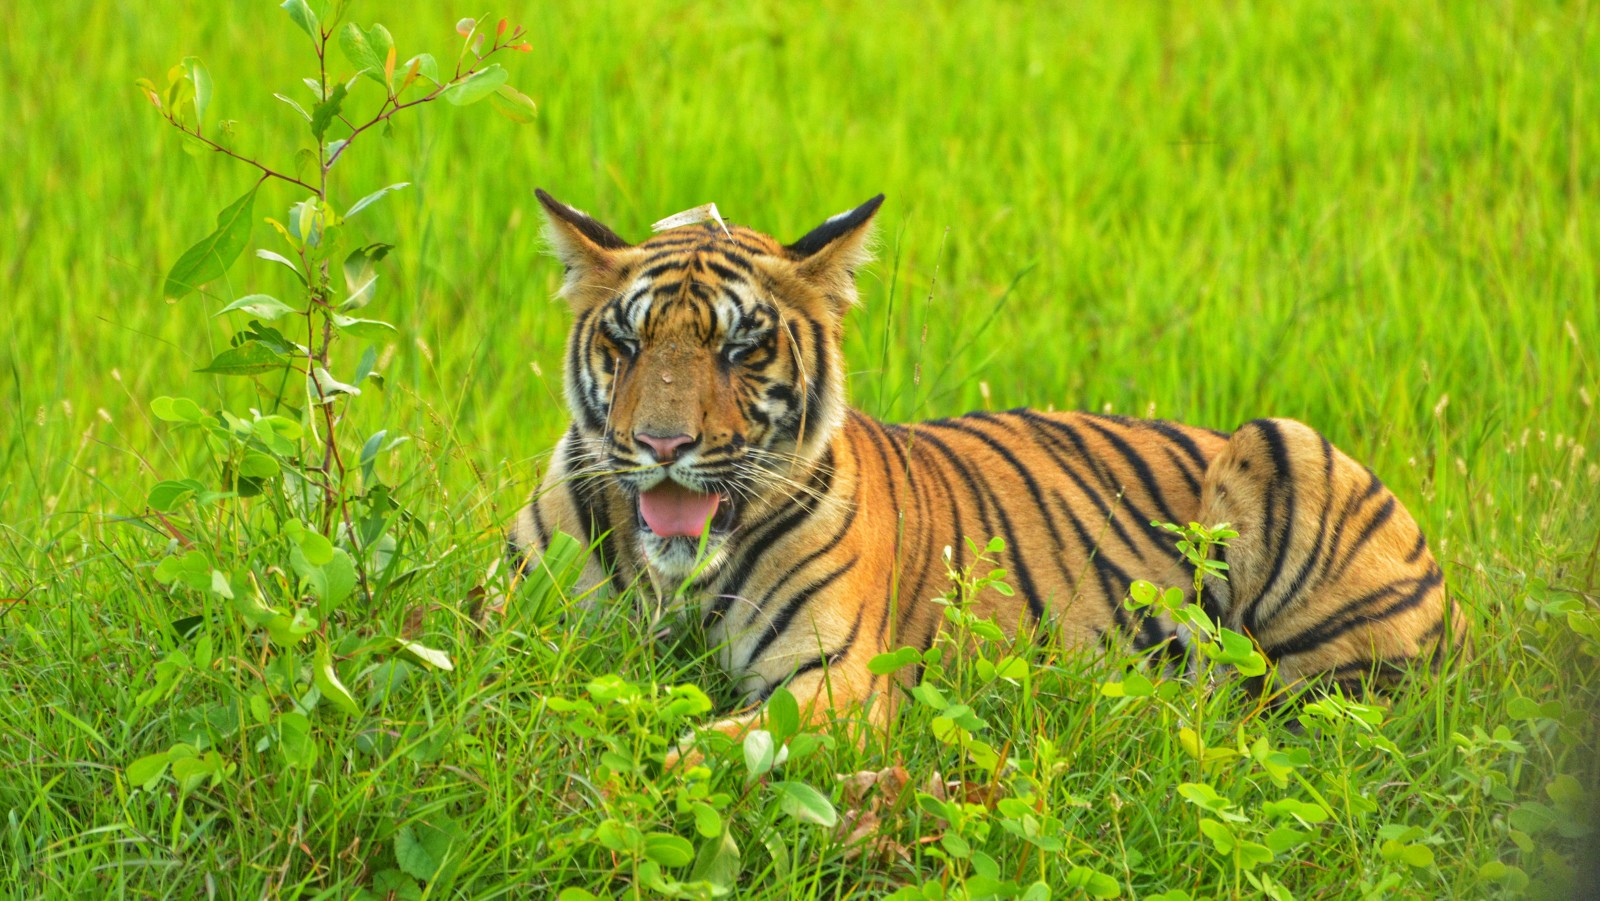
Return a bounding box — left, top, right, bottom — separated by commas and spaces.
508, 188, 1465, 757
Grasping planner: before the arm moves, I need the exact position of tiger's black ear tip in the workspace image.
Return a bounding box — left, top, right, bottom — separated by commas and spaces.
787, 193, 889, 257
534, 187, 564, 212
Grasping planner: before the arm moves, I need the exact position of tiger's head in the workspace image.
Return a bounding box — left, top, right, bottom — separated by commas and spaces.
536, 189, 883, 578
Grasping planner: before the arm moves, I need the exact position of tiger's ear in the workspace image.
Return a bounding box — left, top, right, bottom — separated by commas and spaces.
535, 188, 632, 305
786, 194, 885, 311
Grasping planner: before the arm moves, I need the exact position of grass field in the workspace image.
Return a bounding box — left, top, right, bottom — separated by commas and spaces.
2, 0, 1598, 897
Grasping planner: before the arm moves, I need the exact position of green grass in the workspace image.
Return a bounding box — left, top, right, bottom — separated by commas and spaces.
2, 0, 1598, 897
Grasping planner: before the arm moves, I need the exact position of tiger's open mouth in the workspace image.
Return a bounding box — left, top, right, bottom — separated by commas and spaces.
636, 480, 737, 538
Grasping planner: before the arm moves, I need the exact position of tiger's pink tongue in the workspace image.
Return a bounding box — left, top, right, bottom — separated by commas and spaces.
639, 481, 721, 538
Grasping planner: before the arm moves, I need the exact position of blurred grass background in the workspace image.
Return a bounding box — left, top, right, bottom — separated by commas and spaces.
3, 0, 1594, 545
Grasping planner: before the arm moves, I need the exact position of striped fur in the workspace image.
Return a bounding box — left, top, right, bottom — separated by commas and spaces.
510, 190, 1464, 747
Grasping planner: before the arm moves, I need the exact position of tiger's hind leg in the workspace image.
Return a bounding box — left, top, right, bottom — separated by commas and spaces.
1195, 418, 1465, 694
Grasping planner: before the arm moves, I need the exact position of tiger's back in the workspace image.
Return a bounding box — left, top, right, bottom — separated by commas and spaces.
510, 190, 1463, 748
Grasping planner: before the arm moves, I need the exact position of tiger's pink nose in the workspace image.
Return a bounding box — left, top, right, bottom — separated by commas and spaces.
635, 432, 697, 462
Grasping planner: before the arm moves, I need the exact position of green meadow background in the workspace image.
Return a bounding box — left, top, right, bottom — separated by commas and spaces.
2, 0, 1597, 898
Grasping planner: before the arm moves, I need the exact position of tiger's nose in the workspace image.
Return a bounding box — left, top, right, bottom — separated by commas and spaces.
635, 432, 697, 462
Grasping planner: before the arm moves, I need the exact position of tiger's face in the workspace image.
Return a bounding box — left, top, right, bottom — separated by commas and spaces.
536, 190, 883, 579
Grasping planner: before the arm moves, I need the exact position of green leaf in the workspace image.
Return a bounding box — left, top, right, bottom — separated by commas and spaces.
690, 829, 740, 890
370, 870, 423, 901
766, 686, 800, 743
319, 548, 358, 609
911, 682, 948, 710
1237, 840, 1273, 869
346, 182, 410, 219
310, 367, 362, 402
311, 82, 348, 140
394, 638, 453, 671
257, 248, 306, 282
1101, 670, 1154, 698
770, 781, 837, 828
1178, 782, 1247, 821
280, 0, 319, 41
643, 832, 695, 868
151, 396, 204, 423
239, 452, 281, 480
338, 22, 395, 85
1506, 695, 1543, 719
1264, 825, 1312, 852
743, 729, 778, 780
394, 817, 457, 881
148, 479, 205, 512
215, 294, 297, 320
264, 609, 317, 646
1214, 628, 1268, 675
331, 314, 397, 340
1508, 802, 1558, 835
1198, 818, 1235, 852
287, 522, 335, 565
195, 340, 289, 376
164, 185, 259, 300
1128, 579, 1158, 607
691, 803, 722, 839
181, 57, 212, 127
1262, 797, 1330, 826
1381, 840, 1435, 868
403, 53, 440, 84
170, 750, 225, 793
340, 243, 393, 311
443, 64, 508, 106
277, 711, 317, 768
314, 641, 363, 716
490, 83, 538, 123
273, 92, 311, 121
127, 751, 173, 790
1064, 866, 1121, 898
868, 646, 921, 676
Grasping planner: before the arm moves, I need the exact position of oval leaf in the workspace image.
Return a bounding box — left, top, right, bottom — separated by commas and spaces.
346, 182, 410, 219
151, 396, 204, 423
164, 185, 259, 300
215, 294, 297, 320
643, 832, 695, 868
394, 638, 453, 671
279, 0, 319, 40
765, 687, 800, 743
338, 22, 395, 85
127, 751, 173, 790
314, 641, 363, 716
444, 65, 508, 106
310, 82, 348, 140
148, 479, 205, 512
195, 341, 290, 376
182, 57, 212, 127
770, 781, 837, 828
489, 83, 538, 123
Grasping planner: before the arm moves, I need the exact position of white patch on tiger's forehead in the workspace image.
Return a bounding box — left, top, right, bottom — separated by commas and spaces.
651, 203, 731, 238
